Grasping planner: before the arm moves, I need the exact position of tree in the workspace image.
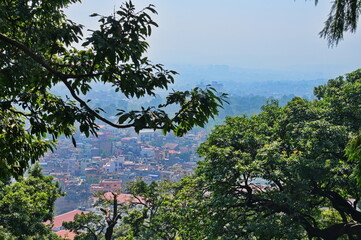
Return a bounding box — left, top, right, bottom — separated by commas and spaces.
64, 191, 140, 240
123, 180, 181, 240
193, 69, 361, 239
66, 179, 205, 240
63, 211, 105, 240
0, 0, 227, 181
0, 163, 63, 239
316, 0, 361, 46
119, 177, 226, 240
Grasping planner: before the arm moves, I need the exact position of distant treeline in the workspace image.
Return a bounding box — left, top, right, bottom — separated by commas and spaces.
51, 78, 325, 132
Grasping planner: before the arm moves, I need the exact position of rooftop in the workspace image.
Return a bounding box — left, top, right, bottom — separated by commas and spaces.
56, 230, 77, 240
48, 209, 87, 229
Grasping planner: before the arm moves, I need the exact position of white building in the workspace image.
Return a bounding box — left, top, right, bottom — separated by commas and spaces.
103, 156, 125, 173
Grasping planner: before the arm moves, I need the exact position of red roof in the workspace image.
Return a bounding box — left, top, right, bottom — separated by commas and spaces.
122, 137, 137, 141
48, 210, 87, 229
168, 150, 179, 154
101, 179, 122, 184
56, 230, 77, 240
163, 143, 178, 149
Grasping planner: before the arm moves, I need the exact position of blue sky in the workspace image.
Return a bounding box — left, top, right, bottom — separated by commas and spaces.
66, 0, 361, 78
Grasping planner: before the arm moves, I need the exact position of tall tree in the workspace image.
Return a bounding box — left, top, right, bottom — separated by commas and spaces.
194, 69, 361, 239
0, 0, 227, 181
64, 191, 141, 240
0, 163, 63, 239
123, 180, 181, 240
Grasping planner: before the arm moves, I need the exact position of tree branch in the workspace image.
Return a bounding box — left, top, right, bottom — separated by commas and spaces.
0, 33, 66, 79
0, 32, 137, 129
81, 225, 99, 240
61, 78, 134, 129
314, 187, 361, 223
7, 108, 33, 117
0, 32, 106, 79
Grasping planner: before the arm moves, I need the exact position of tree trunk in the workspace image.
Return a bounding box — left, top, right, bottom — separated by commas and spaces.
104, 223, 116, 240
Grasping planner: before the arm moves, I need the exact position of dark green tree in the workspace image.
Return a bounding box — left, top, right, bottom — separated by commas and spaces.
63, 191, 138, 240
193, 69, 361, 239
0, 163, 63, 239
116, 178, 214, 240
123, 180, 180, 240
316, 69, 361, 185
0, 0, 227, 181
62, 212, 105, 240
69, 180, 205, 240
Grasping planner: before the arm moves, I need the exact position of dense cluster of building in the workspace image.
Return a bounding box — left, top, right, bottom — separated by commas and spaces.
40, 125, 207, 214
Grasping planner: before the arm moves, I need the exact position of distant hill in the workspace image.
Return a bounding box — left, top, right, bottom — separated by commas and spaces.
169, 64, 328, 98
50, 64, 330, 126
51, 64, 329, 99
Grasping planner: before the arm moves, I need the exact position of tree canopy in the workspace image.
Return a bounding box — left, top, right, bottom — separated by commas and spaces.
194, 69, 361, 239
0, 0, 227, 181
0, 163, 63, 239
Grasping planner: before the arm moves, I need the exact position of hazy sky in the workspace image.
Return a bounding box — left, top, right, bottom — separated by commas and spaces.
66, 0, 361, 77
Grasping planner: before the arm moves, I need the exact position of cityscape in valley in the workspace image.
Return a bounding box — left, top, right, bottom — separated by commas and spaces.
42, 73, 323, 215
42, 126, 206, 214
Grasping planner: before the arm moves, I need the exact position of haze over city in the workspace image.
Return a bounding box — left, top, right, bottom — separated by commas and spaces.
66, 0, 361, 80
